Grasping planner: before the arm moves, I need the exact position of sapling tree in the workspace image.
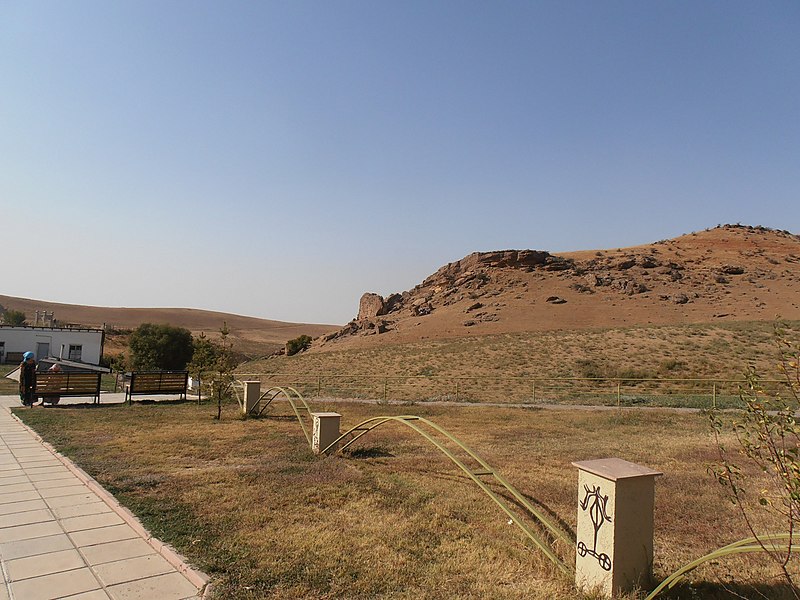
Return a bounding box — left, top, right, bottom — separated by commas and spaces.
207, 323, 236, 420
709, 322, 800, 595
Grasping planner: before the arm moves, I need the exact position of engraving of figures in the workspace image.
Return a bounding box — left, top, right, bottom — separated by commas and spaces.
577, 484, 613, 571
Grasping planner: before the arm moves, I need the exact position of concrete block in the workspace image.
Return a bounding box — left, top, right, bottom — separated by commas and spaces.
311, 412, 341, 454
572, 458, 662, 598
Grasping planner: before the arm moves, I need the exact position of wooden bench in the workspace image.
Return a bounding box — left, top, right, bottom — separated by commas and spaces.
124, 371, 189, 404
35, 372, 102, 404
4, 352, 24, 365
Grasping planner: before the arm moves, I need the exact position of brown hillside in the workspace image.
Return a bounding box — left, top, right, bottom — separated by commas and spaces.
0, 296, 338, 357
317, 224, 800, 351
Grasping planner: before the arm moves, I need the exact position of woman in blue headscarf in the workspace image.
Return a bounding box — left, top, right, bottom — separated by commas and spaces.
19, 351, 37, 406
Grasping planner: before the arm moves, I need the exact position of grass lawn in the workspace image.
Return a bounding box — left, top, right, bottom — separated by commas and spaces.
243, 320, 799, 407
13, 399, 797, 599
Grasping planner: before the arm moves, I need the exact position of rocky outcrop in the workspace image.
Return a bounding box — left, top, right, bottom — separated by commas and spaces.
316, 226, 800, 347
358, 293, 386, 320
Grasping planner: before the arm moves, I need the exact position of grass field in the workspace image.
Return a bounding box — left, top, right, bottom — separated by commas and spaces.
13, 398, 797, 599
240, 320, 799, 408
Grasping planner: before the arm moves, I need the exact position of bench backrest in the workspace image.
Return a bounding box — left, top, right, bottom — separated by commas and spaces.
128, 371, 188, 393
5, 352, 24, 365
36, 372, 101, 395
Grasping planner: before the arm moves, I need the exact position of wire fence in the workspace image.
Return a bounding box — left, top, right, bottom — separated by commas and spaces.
234, 373, 795, 410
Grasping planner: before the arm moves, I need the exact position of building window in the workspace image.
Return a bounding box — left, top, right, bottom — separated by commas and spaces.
68, 345, 82, 361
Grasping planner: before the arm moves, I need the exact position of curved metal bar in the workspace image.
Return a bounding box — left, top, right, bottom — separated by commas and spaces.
325, 415, 573, 576
257, 386, 312, 446
419, 417, 573, 548
645, 533, 797, 599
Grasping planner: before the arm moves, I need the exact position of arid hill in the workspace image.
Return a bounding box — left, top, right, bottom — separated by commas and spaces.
0, 296, 338, 357
317, 225, 800, 350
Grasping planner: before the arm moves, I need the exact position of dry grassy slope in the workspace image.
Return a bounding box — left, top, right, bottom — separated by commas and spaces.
0, 295, 338, 357
316, 225, 800, 351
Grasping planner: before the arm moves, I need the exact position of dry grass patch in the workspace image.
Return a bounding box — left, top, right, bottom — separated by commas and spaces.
14, 400, 797, 599
243, 321, 799, 407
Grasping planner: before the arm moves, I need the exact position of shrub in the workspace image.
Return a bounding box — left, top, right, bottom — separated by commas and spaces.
709, 322, 800, 592
2, 310, 27, 326
286, 335, 312, 357
128, 323, 194, 371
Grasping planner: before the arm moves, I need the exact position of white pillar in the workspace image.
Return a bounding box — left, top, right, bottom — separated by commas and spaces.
311, 412, 341, 454
572, 458, 662, 598
242, 381, 261, 415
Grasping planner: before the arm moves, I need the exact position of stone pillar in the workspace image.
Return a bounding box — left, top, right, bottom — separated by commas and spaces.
242, 381, 261, 415
311, 412, 341, 454
571, 458, 662, 598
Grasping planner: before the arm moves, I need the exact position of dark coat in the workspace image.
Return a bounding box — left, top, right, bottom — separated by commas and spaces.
19, 360, 37, 403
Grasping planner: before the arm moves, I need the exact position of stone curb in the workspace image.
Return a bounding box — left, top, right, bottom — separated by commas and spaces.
5, 406, 213, 598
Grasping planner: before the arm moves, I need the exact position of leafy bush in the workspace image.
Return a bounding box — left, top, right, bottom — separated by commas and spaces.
709, 322, 800, 591
286, 335, 313, 356
128, 323, 193, 371
2, 310, 27, 326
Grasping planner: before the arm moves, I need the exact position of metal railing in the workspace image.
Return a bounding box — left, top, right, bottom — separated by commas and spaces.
234, 373, 793, 409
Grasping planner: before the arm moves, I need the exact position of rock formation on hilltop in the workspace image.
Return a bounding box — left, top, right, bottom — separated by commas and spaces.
316, 224, 800, 348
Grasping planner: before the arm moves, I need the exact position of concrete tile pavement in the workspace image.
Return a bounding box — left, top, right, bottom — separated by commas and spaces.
0, 396, 209, 600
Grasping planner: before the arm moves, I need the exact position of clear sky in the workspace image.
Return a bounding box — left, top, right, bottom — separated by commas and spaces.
1, 1, 798, 325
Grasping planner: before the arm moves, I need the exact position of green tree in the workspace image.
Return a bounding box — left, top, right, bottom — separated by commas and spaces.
2, 310, 27, 326
128, 323, 194, 371
286, 334, 313, 356
208, 323, 236, 420
188, 333, 220, 375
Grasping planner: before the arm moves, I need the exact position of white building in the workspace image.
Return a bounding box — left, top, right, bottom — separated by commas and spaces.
0, 325, 105, 365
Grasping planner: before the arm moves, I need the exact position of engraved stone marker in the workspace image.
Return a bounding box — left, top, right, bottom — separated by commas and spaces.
311, 412, 341, 454
572, 458, 662, 598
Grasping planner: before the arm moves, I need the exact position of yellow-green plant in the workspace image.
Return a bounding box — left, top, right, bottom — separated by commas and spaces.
709, 322, 800, 595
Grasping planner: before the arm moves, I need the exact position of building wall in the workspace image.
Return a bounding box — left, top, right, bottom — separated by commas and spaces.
0, 326, 103, 365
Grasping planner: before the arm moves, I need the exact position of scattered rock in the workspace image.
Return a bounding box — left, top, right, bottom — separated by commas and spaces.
720, 265, 745, 275
384, 293, 403, 313
639, 256, 659, 268
465, 302, 483, 312
570, 282, 594, 294
546, 296, 567, 304
673, 294, 689, 304
413, 303, 432, 316
463, 320, 476, 327
616, 259, 637, 270
611, 279, 648, 295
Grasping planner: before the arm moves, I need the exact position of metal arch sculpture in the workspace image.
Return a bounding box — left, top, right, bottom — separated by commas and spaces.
249, 386, 314, 446
254, 387, 575, 574
644, 533, 799, 599
320, 414, 575, 576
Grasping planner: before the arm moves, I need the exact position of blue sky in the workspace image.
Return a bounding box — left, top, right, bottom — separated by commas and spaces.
1, 1, 798, 324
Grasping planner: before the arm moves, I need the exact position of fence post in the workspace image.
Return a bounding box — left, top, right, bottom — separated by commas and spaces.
617, 381, 621, 407
317, 375, 321, 398
532, 379, 536, 403
456, 380, 460, 402
712, 382, 717, 409
383, 379, 388, 403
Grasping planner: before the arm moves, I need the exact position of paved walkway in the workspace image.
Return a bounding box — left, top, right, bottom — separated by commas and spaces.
0, 396, 209, 600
